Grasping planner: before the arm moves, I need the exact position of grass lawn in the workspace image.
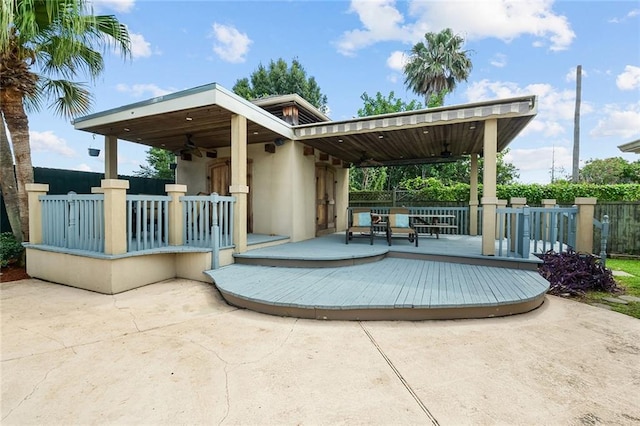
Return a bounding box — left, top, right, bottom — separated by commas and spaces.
579, 258, 640, 319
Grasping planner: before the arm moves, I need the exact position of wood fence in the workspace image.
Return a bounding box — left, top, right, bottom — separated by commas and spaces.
350, 193, 640, 255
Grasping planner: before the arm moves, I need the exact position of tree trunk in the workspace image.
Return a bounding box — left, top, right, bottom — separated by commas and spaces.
572, 65, 582, 182
0, 114, 22, 242
0, 87, 34, 241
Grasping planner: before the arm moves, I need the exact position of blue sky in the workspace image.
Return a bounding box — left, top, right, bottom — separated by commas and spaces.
26, 0, 640, 183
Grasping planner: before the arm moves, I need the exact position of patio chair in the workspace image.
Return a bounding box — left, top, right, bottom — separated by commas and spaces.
387, 207, 418, 247
346, 208, 376, 245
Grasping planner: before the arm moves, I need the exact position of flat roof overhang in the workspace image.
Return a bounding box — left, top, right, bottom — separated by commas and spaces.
73, 83, 295, 154
618, 139, 640, 154
294, 96, 537, 166
73, 84, 537, 166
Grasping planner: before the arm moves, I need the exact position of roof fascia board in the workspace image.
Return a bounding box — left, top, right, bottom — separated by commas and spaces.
294, 96, 537, 139
213, 85, 295, 139
73, 83, 219, 130
618, 139, 640, 153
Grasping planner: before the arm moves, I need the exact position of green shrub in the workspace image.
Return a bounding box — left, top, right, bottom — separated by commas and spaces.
0, 233, 24, 267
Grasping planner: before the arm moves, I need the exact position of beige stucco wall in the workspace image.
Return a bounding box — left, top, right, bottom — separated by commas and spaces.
26, 248, 212, 295
175, 140, 349, 243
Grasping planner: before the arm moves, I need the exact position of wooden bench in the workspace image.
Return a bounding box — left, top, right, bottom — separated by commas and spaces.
409, 215, 457, 239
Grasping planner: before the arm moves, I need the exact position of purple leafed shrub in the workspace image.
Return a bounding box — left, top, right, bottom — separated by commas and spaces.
538, 249, 621, 296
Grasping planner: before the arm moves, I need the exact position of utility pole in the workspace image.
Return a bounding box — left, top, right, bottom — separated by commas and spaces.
572, 65, 582, 182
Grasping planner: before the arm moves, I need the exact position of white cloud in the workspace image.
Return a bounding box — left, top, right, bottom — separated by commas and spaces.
386, 50, 408, 72
210, 23, 252, 63
616, 65, 640, 91
72, 163, 94, 172
565, 66, 587, 82
608, 8, 640, 23
506, 145, 571, 176
336, 0, 415, 56
129, 33, 152, 58
465, 79, 594, 138
115, 83, 173, 98
336, 0, 575, 56
90, 0, 134, 13
590, 102, 640, 140
490, 53, 507, 68
30, 131, 76, 157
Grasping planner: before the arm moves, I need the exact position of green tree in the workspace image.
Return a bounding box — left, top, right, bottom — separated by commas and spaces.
0, 0, 130, 240
232, 58, 328, 112
351, 92, 422, 190
580, 157, 640, 184
134, 148, 175, 179
403, 28, 473, 104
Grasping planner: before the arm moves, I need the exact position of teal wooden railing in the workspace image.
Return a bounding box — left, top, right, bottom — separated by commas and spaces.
126, 195, 171, 252
40, 193, 105, 252
366, 206, 469, 235
181, 194, 235, 269
496, 206, 579, 258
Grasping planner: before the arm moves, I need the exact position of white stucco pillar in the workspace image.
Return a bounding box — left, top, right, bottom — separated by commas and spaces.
481, 119, 498, 255
105, 135, 118, 179
166, 184, 187, 246
101, 179, 129, 255
230, 114, 248, 253
469, 153, 479, 236
26, 183, 49, 244
575, 197, 597, 253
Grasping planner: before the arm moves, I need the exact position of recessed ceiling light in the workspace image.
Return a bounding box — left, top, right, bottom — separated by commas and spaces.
338, 139, 343, 143
469, 125, 476, 130
423, 130, 429, 134
378, 135, 384, 139
186, 117, 193, 121
123, 128, 130, 132
253, 131, 259, 135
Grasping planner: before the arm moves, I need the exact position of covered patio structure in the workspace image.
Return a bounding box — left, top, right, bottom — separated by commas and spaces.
71, 83, 539, 256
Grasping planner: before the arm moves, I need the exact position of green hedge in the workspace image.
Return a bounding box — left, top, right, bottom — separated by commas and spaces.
353, 182, 640, 205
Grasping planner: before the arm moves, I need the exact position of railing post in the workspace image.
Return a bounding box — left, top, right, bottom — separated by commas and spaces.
510, 198, 527, 252
210, 193, 220, 269
102, 179, 129, 255
574, 197, 597, 253
495, 199, 507, 239
600, 215, 609, 267
542, 199, 556, 245
166, 184, 187, 246
25, 183, 49, 244
520, 207, 531, 258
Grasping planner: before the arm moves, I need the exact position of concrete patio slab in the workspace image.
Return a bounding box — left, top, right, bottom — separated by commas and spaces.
2, 278, 639, 425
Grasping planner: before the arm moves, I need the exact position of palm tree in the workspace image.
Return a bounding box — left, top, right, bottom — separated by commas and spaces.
403, 28, 472, 105
0, 0, 130, 240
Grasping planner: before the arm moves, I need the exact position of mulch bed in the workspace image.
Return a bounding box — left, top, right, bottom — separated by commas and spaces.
0, 265, 30, 282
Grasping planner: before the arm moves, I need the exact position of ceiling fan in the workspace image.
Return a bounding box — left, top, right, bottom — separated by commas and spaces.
440, 142, 452, 158
178, 134, 203, 158
355, 151, 383, 167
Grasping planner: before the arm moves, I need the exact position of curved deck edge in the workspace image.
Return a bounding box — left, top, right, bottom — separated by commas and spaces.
217, 290, 547, 321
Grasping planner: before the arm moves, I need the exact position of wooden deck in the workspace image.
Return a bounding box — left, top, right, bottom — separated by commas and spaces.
206, 233, 550, 320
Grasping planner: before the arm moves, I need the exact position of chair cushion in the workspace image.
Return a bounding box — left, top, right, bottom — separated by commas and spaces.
354, 212, 371, 227
394, 214, 409, 228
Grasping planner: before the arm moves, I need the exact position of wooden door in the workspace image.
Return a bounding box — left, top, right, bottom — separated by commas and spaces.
209, 159, 253, 233
316, 165, 336, 235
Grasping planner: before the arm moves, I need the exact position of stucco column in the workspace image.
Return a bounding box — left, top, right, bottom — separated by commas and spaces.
510, 197, 527, 252
481, 119, 498, 255
101, 179, 129, 255
166, 184, 187, 246
25, 183, 49, 244
230, 114, 248, 253
105, 135, 118, 179
575, 197, 597, 253
469, 153, 479, 236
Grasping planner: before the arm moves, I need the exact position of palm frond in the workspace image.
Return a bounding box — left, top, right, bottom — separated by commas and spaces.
38, 78, 93, 119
